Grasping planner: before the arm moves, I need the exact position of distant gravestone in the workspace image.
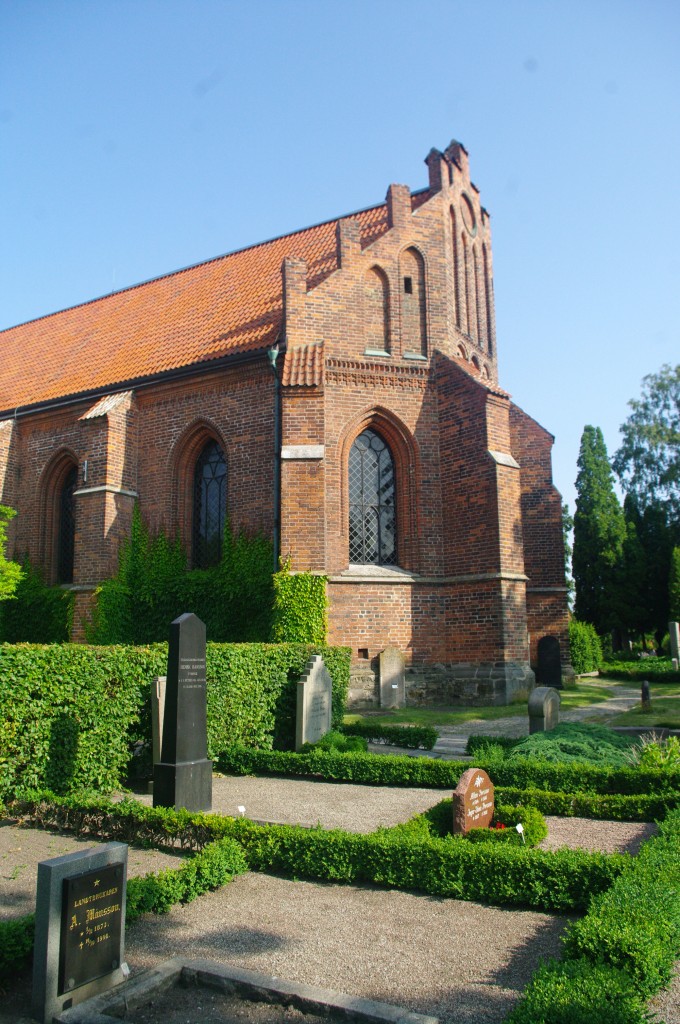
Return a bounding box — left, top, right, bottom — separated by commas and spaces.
452, 767, 495, 835
153, 613, 212, 812
641, 679, 652, 712
536, 636, 562, 689
379, 646, 405, 708
669, 622, 680, 667
32, 843, 128, 1024
528, 685, 561, 734
296, 654, 332, 750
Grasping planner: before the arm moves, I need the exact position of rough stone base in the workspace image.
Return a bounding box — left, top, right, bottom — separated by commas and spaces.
348, 661, 535, 708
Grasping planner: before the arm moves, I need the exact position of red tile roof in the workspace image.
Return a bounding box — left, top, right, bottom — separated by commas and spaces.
0, 201, 393, 413
282, 343, 324, 387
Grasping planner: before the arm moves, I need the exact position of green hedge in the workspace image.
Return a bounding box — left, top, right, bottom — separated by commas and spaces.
496, 786, 680, 823
341, 721, 437, 750
600, 658, 680, 683
10, 792, 626, 914
0, 558, 73, 643
0, 642, 350, 800
0, 832, 246, 980
508, 809, 680, 1021
214, 746, 680, 796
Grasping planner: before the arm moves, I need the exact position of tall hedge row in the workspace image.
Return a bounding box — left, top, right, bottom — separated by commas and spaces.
0, 641, 350, 800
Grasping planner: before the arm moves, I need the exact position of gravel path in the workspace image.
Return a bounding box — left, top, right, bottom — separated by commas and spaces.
2, 770, 676, 1023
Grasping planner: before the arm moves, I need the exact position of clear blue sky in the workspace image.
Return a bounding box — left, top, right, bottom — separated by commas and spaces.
1, 0, 678, 515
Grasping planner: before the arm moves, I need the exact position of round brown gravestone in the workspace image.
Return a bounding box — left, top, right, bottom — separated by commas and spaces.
452, 767, 495, 835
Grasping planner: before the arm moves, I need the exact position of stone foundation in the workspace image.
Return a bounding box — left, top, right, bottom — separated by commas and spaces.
348, 660, 535, 709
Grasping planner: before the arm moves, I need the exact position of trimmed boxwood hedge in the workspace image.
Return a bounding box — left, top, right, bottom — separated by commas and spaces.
214, 745, 680, 796
0, 641, 350, 800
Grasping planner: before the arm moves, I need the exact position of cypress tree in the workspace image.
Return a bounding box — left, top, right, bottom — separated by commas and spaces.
573, 426, 626, 634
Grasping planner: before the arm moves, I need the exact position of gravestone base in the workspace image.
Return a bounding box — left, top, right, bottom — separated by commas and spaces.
153, 759, 213, 813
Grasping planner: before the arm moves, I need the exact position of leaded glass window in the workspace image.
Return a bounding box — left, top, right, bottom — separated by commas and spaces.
349, 429, 396, 565
57, 465, 77, 584
192, 440, 227, 568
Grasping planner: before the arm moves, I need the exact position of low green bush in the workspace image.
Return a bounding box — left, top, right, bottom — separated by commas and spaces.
563, 808, 680, 998
215, 745, 680, 796
506, 958, 649, 1024
0, 558, 73, 643
300, 730, 368, 754
341, 721, 437, 750
0, 914, 35, 981
496, 786, 679, 822
418, 798, 548, 847
600, 657, 680, 683
508, 724, 635, 767
11, 792, 625, 914
466, 735, 520, 757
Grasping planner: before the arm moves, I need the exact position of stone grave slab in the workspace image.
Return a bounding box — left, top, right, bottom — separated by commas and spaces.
669, 621, 680, 665
528, 685, 561, 734
32, 842, 128, 1024
296, 655, 332, 750
379, 646, 405, 708
153, 613, 212, 812
452, 767, 495, 835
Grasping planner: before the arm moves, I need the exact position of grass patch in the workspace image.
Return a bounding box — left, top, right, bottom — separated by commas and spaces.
344, 705, 527, 728
609, 698, 680, 729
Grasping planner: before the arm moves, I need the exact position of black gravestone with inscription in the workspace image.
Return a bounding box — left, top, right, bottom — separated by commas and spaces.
153, 612, 212, 812
60, 862, 124, 995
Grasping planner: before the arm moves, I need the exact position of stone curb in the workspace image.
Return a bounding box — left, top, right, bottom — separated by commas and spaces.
56, 957, 440, 1024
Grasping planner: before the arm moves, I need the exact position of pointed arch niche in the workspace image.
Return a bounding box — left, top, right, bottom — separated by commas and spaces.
339, 409, 420, 572
363, 265, 390, 354
40, 450, 78, 584
399, 247, 427, 357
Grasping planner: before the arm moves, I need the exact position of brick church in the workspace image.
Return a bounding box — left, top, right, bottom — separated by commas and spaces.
0, 140, 570, 704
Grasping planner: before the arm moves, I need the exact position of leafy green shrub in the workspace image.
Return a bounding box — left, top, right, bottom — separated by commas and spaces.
215, 745, 680, 796
466, 735, 520, 756
341, 721, 437, 750
599, 657, 680, 683
0, 557, 73, 643
508, 724, 635, 767
419, 798, 548, 847
12, 792, 626, 914
0, 641, 350, 799
569, 619, 603, 674
300, 730, 368, 754
0, 914, 34, 981
89, 507, 274, 644
271, 562, 328, 643
563, 808, 680, 997
626, 733, 680, 769
506, 958, 649, 1024
495, 786, 680, 822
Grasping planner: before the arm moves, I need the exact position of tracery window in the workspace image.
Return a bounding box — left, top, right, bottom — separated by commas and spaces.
192, 439, 227, 568
349, 429, 396, 565
57, 465, 77, 584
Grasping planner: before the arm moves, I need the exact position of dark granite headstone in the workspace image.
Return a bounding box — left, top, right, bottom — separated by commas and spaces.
153, 613, 212, 812
32, 843, 128, 1024
536, 635, 562, 689
452, 767, 495, 834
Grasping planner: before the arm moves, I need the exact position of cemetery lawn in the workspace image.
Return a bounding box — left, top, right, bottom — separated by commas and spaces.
609, 696, 680, 729
344, 679, 623, 728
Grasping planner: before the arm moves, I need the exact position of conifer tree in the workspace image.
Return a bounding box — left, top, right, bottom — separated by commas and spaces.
573, 426, 626, 634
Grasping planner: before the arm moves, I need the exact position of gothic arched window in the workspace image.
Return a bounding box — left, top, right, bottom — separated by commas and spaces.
349, 429, 396, 565
57, 465, 77, 583
192, 440, 227, 568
